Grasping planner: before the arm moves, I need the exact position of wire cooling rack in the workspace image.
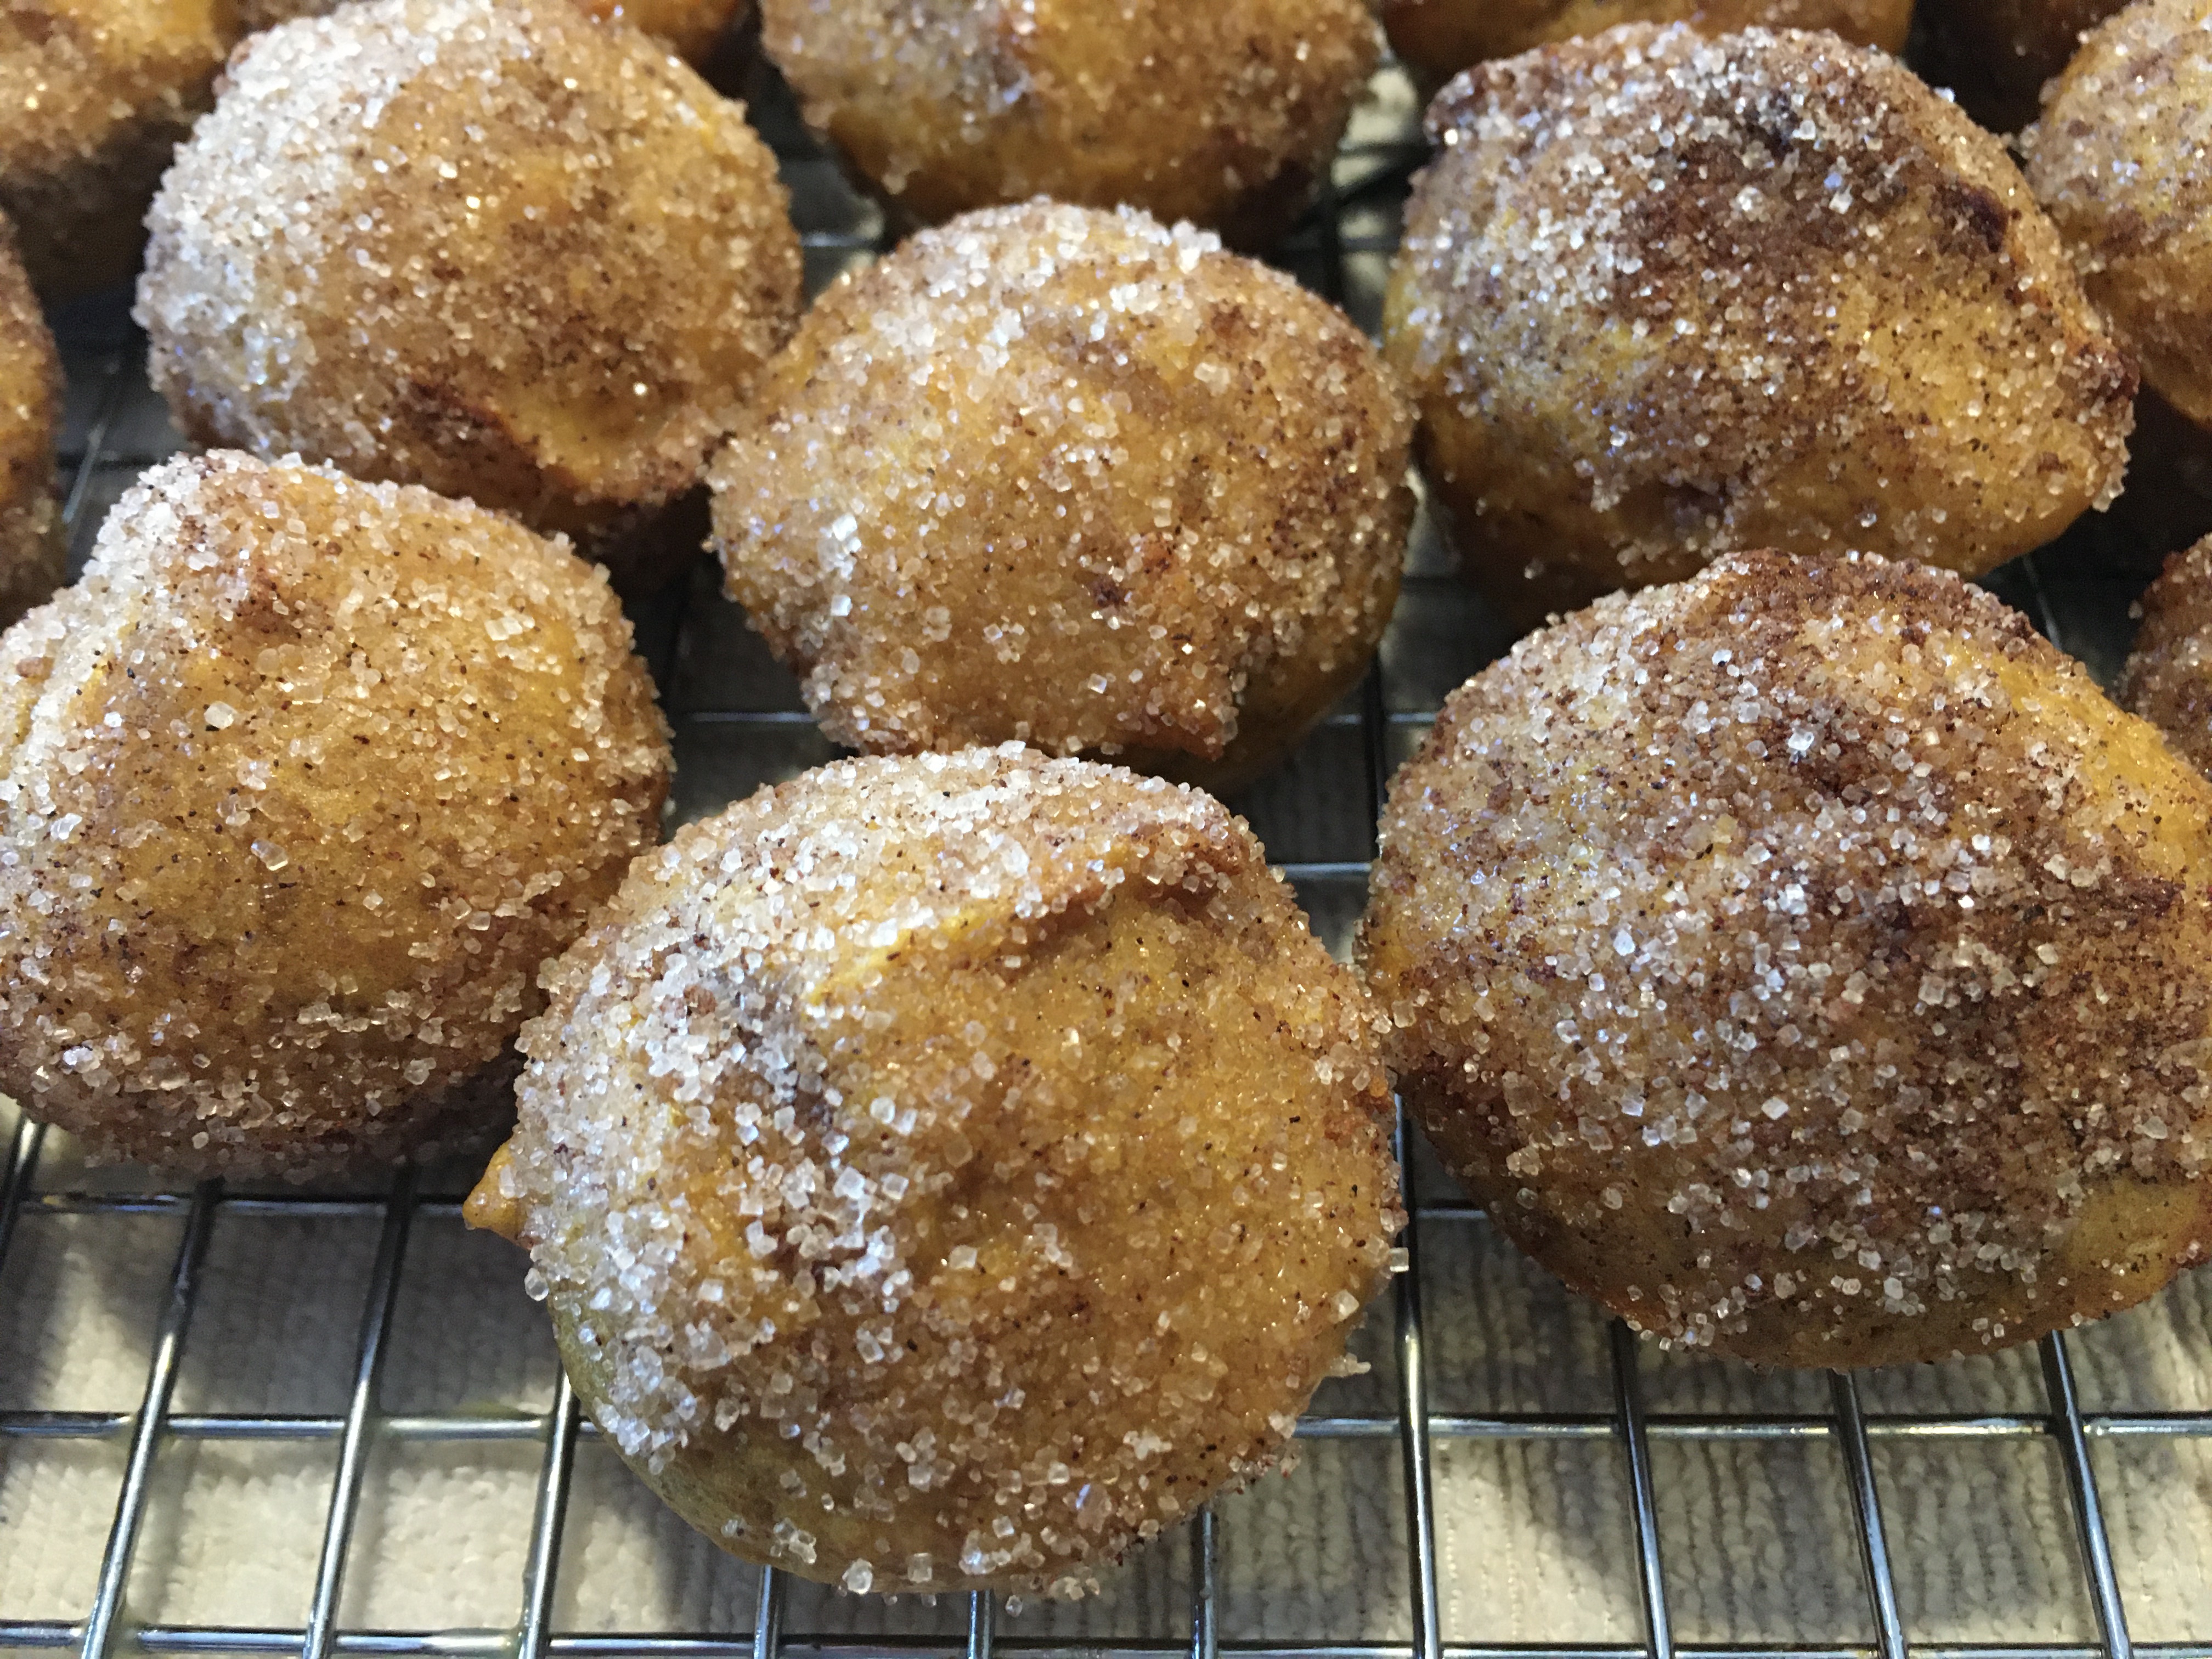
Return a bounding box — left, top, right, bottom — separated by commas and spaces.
4, 41, 2211, 1659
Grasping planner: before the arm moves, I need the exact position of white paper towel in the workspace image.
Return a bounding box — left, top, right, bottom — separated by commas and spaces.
4, 1093, 2209, 1650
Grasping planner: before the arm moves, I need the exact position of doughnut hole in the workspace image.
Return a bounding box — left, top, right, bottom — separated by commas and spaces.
2122, 532, 2212, 776
0, 452, 672, 1177
135, 0, 801, 590
1386, 25, 2135, 629
0, 0, 232, 300
1360, 550, 2212, 1367
2027, 0, 2212, 431
711, 202, 1412, 791
1379, 0, 1911, 95
0, 219, 63, 627
470, 749, 1401, 1593
757, 0, 1380, 248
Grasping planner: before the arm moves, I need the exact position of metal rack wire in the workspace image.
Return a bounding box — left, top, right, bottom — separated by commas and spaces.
2, 47, 2209, 1659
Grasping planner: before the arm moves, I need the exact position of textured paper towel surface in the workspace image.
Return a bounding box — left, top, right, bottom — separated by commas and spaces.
4, 1093, 2210, 1649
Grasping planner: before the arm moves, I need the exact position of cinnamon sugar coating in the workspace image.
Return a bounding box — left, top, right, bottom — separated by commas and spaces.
1386, 26, 2136, 626
757, 0, 1379, 249
1361, 551, 2212, 1367
709, 202, 1413, 790
572, 0, 751, 63
2123, 532, 2212, 776
467, 747, 1400, 1594
0, 453, 672, 1178
2024, 0, 2212, 435
0, 0, 232, 300
135, 0, 801, 586
1379, 0, 1911, 96
0, 222, 63, 629
239, 0, 753, 66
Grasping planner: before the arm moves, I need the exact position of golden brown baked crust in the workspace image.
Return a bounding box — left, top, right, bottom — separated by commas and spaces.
757, 0, 1380, 249
469, 747, 1401, 1594
230, 0, 326, 23
0, 452, 672, 1178
0, 220, 63, 628
2123, 532, 2212, 775
1918, 0, 2128, 134
0, 0, 748, 307
574, 0, 751, 63
134, 0, 801, 588
2025, 0, 2212, 431
710, 201, 1413, 789
1380, 0, 1912, 95
1385, 25, 2136, 628
0, 0, 233, 301
1361, 550, 2212, 1368
240, 0, 754, 64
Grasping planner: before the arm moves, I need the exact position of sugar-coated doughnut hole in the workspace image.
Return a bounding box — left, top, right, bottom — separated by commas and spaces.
136, 0, 802, 590
0, 452, 672, 1178
1379, 0, 1911, 95
2124, 532, 2212, 778
469, 747, 1402, 1594
0, 218, 62, 627
758, 0, 1380, 248
710, 201, 1413, 791
2026, 0, 2212, 434
0, 0, 232, 300
1386, 25, 2135, 629
1362, 551, 2212, 1367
